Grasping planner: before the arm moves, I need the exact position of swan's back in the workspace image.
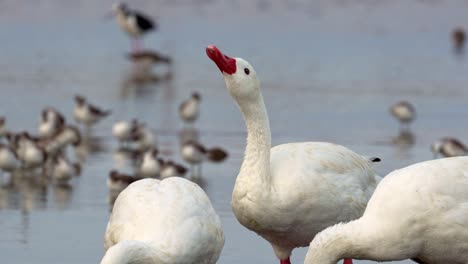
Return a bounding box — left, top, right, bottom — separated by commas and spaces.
362, 157, 468, 263
104, 178, 224, 264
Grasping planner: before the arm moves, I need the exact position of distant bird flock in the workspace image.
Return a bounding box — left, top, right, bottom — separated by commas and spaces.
1, 2, 467, 264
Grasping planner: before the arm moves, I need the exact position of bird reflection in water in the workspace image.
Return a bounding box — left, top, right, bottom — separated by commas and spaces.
53, 183, 73, 210
120, 50, 173, 98
391, 130, 416, 159
75, 135, 108, 162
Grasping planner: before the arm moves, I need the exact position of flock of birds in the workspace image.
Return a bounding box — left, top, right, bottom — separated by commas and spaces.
2, 2, 468, 264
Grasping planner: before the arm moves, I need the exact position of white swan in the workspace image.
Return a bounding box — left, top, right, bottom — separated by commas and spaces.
206, 45, 380, 264
101, 177, 224, 264
305, 157, 468, 264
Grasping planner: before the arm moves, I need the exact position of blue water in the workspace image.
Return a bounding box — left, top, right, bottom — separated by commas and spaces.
1, 0, 467, 263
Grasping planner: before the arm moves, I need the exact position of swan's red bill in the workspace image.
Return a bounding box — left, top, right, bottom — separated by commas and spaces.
206, 45, 237, 75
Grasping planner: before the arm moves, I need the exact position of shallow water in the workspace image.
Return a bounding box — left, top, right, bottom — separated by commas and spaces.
1, 0, 468, 263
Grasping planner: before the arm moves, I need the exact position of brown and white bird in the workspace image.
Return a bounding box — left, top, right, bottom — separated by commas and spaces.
179, 92, 201, 124
160, 160, 187, 179
38, 107, 66, 139
111, 3, 156, 52
112, 119, 140, 147
137, 148, 163, 178
0, 143, 20, 173
50, 156, 81, 185
181, 140, 228, 176
0, 117, 7, 138
431, 137, 467, 158
107, 170, 140, 192
390, 101, 415, 131
74, 95, 111, 129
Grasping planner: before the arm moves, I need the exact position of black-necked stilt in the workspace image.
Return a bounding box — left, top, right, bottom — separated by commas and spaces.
112, 119, 140, 146
179, 92, 201, 124
181, 140, 228, 176
431, 137, 467, 158
45, 125, 82, 156
74, 95, 111, 129
38, 107, 65, 139
50, 156, 81, 185
16, 132, 48, 169
132, 123, 156, 151
160, 160, 187, 178
0, 117, 7, 138
137, 148, 163, 178
390, 101, 415, 131
112, 3, 156, 52
0, 143, 20, 173
108, 170, 140, 192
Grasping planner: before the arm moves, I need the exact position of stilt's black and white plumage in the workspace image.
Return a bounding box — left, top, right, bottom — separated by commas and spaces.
112, 3, 156, 51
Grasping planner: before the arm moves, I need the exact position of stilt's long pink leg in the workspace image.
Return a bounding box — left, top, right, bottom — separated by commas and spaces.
280, 258, 291, 264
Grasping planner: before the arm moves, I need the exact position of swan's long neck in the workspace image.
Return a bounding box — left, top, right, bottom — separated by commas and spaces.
305, 219, 410, 264
101, 240, 162, 264
236, 94, 272, 191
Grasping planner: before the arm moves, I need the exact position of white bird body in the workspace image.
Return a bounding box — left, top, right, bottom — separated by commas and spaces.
18, 140, 46, 169
138, 150, 161, 178
0, 145, 19, 171
206, 45, 379, 262
74, 96, 110, 127
305, 157, 468, 264
51, 157, 78, 184
134, 126, 156, 151
101, 177, 224, 264
179, 93, 201, 124
38, 109, 64, 139
181, 143, 204, 164
112, 120, 138, 143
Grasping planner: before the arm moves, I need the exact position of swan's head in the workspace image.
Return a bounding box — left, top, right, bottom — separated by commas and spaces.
101, 240, 162, 264
206, 45, 260, 102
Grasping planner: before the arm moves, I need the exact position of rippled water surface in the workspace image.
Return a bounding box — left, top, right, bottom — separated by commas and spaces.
1, 0, 468, 263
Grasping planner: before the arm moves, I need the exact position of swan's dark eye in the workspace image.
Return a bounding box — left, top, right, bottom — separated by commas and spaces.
244, 68, 250, 75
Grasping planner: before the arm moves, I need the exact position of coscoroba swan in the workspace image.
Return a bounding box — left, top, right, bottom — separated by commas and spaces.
206, 45, 380, 264
305, 157, 468, 264
101, 177, 224, 264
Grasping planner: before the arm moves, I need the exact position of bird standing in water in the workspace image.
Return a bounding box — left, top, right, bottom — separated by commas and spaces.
111, 3, 156, 52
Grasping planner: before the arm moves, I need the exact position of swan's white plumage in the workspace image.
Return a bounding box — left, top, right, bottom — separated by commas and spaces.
305, 157, 468, 264
102, 177, 224, 264
206, 46, 379, 261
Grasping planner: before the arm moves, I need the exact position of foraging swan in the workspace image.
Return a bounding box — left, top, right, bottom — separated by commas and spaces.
305, 157, 468, 264
101, 177, 224, 264
206, 45, 380, 264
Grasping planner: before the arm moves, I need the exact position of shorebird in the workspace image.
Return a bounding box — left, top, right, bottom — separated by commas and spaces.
160, 160, 187, 179
112, 119, 140, 147
0, 143, 20, 173
431, 137, 467, 158
111, 3, 156, 52
390, 101, 415, 131
107, 170, 140, 192
0, 117, 7, 138
74, 95, 111, 130
179, 92, 201, 124
137, 148, 163, 178
180, 140, 228, 176
38, 107, 65, 139
50, 156, 81, 185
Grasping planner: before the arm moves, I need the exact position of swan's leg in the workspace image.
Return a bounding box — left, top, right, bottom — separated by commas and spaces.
344, 259, 353, 264
280, 258, 291, 264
